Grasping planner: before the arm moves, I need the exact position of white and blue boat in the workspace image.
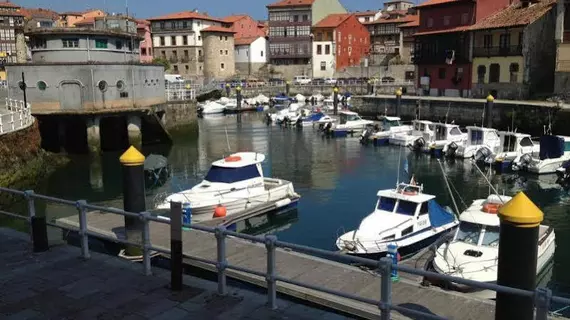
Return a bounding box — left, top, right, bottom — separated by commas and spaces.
271, 93, 292, 108
293, 111, 335, 127
512, 135, 570, 174
483, 131, 540, 171
361, 116, 413, 146
336, 177, 459, 256
325, 111, 373, 138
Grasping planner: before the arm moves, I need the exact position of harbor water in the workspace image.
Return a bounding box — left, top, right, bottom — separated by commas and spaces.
3, 112, 570, 297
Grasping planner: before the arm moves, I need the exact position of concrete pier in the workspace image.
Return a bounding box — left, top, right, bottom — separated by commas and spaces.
85, 116, 101, 154
127, 115, 142, 150
89, 155, 103, 191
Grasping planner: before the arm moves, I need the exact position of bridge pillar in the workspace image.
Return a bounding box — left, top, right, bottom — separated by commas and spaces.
89, 155, 103, 191
127, 115, 142, 150
86, 116, 101, 154
57, 119, 66, 153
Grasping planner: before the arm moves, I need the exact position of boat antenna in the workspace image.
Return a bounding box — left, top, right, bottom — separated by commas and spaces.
225, 126, 231, 154
436, 159, 460, 216
396, 145, 402, 186
470, 159, 505, 204
445, 103, 451, 124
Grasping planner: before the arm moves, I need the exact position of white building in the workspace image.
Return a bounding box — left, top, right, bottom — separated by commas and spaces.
235, 36, 267, 76
354, 10, 382, 24
312, 40, 335, 78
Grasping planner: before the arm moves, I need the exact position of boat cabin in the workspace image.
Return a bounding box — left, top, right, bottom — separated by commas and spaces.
465, 126, 499, 147
202, 152, 266, 187
454, 195, 510, 247
432, 123, 464, 142
498, 132, 538, 153
412, 120, 433, 136
380, 116, 403, 130
339, 111, 364, 125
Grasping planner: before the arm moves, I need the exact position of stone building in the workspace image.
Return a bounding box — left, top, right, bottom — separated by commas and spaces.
137, 19, 153, 63
469, 0, 556, 99
554, 0, 570, 95
235, 36, 267, 76
202, 26, 236, 82
0, 1, 25, 80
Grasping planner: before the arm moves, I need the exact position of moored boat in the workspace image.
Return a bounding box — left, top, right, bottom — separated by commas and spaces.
512, 135, 570, 174
390, 120, 434, 147
456, 126, 501, 159
484, 131, 540, 171
324, 111, 373, 138
361, 116, 412, 146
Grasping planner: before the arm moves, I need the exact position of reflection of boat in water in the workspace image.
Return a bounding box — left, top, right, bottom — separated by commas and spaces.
226, 208, 299, 236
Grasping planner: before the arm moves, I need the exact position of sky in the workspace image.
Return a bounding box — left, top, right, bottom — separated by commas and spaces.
12, 0, 407, 20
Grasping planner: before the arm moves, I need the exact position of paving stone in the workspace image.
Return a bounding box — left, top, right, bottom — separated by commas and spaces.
135, 298, 180, 318
151, 307, 189, 320
5, 308, 42, 320
59, 276, 103, 299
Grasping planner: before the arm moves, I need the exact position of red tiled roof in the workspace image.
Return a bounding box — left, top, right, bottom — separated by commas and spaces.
235, 36, 262, 45
74, 17, 95, 25
201, 25, 236, 33
365, 14, 417, 25
223, 15, 247, 23
413, 25, 470, 36
21, 8, 59, 20
147, 11, 225, 23
354, 10, 379, 17
468, 0, 555, 31
313, 13, 352, 28
267, 0, 315, 8
416, 0, 463, 8
0, 1, 20, 9
399, 15, 419, 28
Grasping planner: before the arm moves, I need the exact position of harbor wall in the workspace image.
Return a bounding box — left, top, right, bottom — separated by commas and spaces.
351, 95, 570, 136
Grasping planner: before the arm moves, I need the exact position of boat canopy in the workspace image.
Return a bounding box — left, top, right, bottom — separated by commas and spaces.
306, 112, 325, 121
204, 164, 261, 183
211, 152, 265, 168
539, 135, 566, 160
428, 200, 456, 228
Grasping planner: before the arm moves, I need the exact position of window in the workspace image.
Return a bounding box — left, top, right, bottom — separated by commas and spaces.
198, 35, 201, 41
427, 18, 433, 28
160, 36, 165, 46
483, 35, 492, 48
438, 68, 446, 79
509, 63, 519, 83
171, 36, 176, 46
221, 63, 225, 70
141, 48, 147, 55
183, 50, 189, 57
377, 197, 396, 212
489, 63, 500, 83
519, 137, 533, 147
455, 222, 481, 245
95, 39, 107, 48
37, 81, 47, 91
499, 34, 510, 48
173, 65, 178, 72
396, 200, 417, 216
115, 40, 123, 50
302, 14, 308, 22
219, 36, 222, 41
62, 38, 79, 48
296, 26, 310, 36
97, 80, 108, 92
461, 13, 469, 25
261, 50, 263, 57
481, 226, 500, 247
443, 16, 451, 26
320, 61, 326, 71
220, 49, 223, 55
285, 26, 295, 37
325, 44, 330, 55
205, 165, 260, 183
477, 65, 486, 83
317, 44, 322, 55
450, 127, 462, 135
198, 49, 202, 56
293, 15, 299, 22
185, 65, 189, 71
160, 22, 165, 29
116, 80, 126, 92
225, 36, 228, 41
183, 36, 188, 45
183, 21, 187, 28
225, 49, 228, 55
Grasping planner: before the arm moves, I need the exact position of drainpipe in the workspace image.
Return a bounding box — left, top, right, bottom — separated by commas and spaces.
87, 35, 91, 61
90, 67, 96, 105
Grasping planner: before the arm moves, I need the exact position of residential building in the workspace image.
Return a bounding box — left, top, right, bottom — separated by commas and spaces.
137, 20, 153, 63
59, 9, 105, 27
223, 14, 266, 38
235, 36, 267, 75
384, 0, 415, 12
554, 0, 570, 94
73, 15, 137, 33
21, 8, 59, 29
354, 10, 382, 24
413, 0, 511, 97
147, 11, 228, 79
266, 0, 346, 67
202, 26, 235, 81
312, 13, 369, 77
398, 15, 419, 64
0, 1, 25, 80
469, 0, 556, 100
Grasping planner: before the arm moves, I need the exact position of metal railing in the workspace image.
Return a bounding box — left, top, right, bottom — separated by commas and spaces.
473, 46, 523, 57
0, 98, 34, 136
0, 186, 568, 320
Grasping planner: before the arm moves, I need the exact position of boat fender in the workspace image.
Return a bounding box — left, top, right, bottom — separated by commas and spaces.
482, 202, 500, 214
214, 204, 227, 218
275, 198, 292, 208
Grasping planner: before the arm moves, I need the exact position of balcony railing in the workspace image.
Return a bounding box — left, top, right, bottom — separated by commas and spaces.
180, 57, 190, 63
269, 51, 312, 59
473, 46, 522, 57
413, 52, 470, 64
169, 56, 178, 63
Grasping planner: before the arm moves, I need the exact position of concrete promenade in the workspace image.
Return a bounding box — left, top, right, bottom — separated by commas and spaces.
0, 228, 354, 320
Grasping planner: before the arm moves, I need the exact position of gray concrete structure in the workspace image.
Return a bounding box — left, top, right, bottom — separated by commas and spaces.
202, 28, 236, 82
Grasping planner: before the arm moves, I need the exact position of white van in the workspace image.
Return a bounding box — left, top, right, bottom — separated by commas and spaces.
293, 75, 311, 85
165, 74, 184, 83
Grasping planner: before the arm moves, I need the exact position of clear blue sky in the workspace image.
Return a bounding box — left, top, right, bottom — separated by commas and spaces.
13, 0, 399, 20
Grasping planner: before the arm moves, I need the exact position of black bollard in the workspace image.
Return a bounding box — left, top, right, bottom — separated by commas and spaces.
496, 192, 543, 320
333, 87, 339, 115
285, 81, 290, 96
485, 94, 494, 128
236, 86, 242, 111
170, 201, 183, 291
395, 87, 402, 117
225, 83, 230, 97
119, 146, 146, 257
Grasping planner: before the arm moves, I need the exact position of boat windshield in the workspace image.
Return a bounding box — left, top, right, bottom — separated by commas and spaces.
204, 164, 260, 183
471, 129, 483, 145
455, 221, 481, 245
340, 113, 360, 124
503, 134, 517, 152
395, 200, 417, 216
377, 197, 396, 212
435, 125, 447, 140
384, 119, 401, 129
413, 122, 420, 131
481, 226, 500, 247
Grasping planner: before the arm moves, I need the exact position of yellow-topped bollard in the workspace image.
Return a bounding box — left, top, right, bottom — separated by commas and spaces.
285, 80, 290, 95
496, 192, 543, 320
120, 146, 146, 257
333, 86, 339, 115
486, 94, 495, 102
395, 88, 403, 96
236, 86, 242, 111
485, 94, 495, 128
395, 88, 403, 117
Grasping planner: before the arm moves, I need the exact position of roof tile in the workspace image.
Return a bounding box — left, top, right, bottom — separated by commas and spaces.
201, 25, 236, 33
235, 36, 262, 45
468, 0, 555, 31
399, 15, 420, 28
222, 15, 247, 23
313, 13, 352, 28
414, 25, 470, 36
267, 0, 315, 8
415, 0, 462, 8
147, 11, 224, 23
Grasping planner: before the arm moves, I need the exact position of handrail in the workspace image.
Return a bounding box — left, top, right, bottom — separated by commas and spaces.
0, 98, 34, 136
0, 186, 567, 320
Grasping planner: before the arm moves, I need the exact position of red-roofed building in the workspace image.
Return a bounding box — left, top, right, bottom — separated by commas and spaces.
414, 0, 512, 97
312, 14, 369, 77
223, 15, 265, 39
0, 1, 26, 78
21, 8, 59, 29
147, 10, 231, 79
267, 0, 346, 72
354, 10, 382, 24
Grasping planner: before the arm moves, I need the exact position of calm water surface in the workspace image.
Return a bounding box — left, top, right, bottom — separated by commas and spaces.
18, 112, 570, 295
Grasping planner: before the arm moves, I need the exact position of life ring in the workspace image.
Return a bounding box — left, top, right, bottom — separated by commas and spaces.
403, 190, 418, 196
482, 202, 501, 214
224, 156, 242, 162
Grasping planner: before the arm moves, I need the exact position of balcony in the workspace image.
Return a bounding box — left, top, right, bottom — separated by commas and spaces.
269, 51, 312, 59
181, 57, 190, 63
413, 51, 469, 64
169, 56, 178, 63
384, 40, 397, 46
473, 46, 522, 57
370, 29, 399, 36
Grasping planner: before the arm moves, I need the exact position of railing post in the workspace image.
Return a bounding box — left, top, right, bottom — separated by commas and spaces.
170, 201, 183, 291
141, 211, 152, 276
534, 287, 552, 320
265, 235, 277, 310
75, 200, 90, 259
25, 190, 48, 252
215, 225, 227, 295
379, 257, 392, 320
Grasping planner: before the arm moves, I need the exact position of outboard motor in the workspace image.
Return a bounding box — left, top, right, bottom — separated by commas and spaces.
324, 122, 333, 136
360, 127, 374, 145
411, 137, 425, 152
513, 153, 532, 171
295, 116, 303, 128
474, 147, 491, 162
445, 142, 459, 157
265, 112, 272, 124
557, 160, 570, 185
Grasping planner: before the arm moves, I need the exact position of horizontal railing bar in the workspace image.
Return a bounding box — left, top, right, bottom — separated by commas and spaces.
85, 231, 132, 246
391, 304, 448, 320
275, 275, 379, 306
181, 253, 218, 266
0, 187, 26, 196
223, 228, 271, 243
0, 210, 29, 221
82, 203, 140, 218
226, 263, 267, 278
148, 245, 170, 255
552, 295, 570, 305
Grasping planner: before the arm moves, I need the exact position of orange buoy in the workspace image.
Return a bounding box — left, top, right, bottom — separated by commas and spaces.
224, 156, 242, 162
214, 204, 227, 218
482, 202, 501, 214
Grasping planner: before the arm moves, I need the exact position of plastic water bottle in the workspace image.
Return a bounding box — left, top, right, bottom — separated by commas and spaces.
182, 202, 191, 231
387, 243, 399, 281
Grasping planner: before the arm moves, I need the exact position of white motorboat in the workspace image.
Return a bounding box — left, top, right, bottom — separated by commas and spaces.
456, 126, 501, 159
269, 103, 301, 123
421, 123, 468, 157
218, 97, 232, 105
484, 131, 540, 171
389, 120, 434, 147
336, 178, 459, 255
432, 194, 556, 299
512, 135, 570, 174
361, 116, 413, 146
254, 94, 270, 104
198, 101, 225, 115
311, 93, 325, 102
295, 94, 307, 104
326, 111, 373, 137
323, 98, 335, 111
155, 152, 299, 222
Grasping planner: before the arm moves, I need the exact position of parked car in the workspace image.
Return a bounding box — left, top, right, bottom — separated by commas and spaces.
293, 75, 311, 85
312, 77, 325, 85
324, 77, 338, 85
165, 74, 184, 84
268, 78, 284, 85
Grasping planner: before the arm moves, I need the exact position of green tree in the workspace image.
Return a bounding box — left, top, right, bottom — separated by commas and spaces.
153, 57, 170, 71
